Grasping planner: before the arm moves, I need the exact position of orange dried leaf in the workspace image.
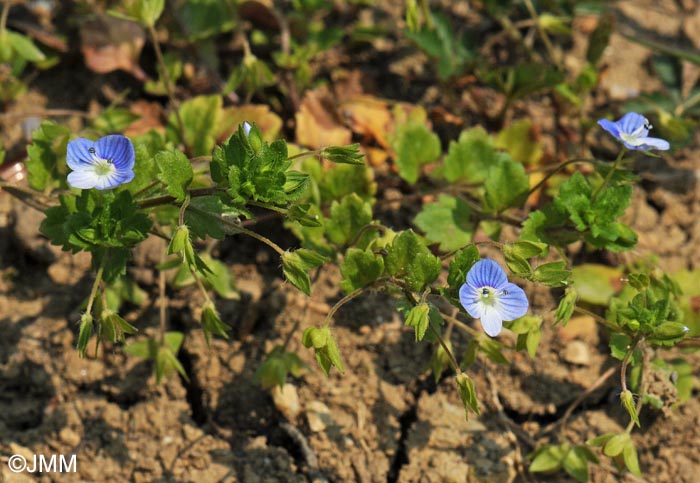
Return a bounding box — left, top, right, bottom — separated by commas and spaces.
80, 16, 146, 81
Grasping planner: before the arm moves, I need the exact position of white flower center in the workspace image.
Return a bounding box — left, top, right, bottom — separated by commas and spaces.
92, 157, 116, 177
478, 287, 504, 307
619, 118, 652, 146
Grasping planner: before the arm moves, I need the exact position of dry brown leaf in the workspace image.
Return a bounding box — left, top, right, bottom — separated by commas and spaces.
217, 104, 283, 142
80, 15, 147, 81
339, 95, 392, 149
295, 86, 352, 149
124, 100, 164, 137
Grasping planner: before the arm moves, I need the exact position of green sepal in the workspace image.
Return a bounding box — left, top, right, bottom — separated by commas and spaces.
620, 390, 640, 428
77, 313, 94, 358
455, 373, 480, 419
200, 302, 230, 347
320, 144, 365, 165
405, 303, 430, 341
302, 326, 344, 376
554, 287, 577, 326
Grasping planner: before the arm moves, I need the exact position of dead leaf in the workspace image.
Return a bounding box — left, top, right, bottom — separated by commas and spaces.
217, 104, 283, 142
295, 86, 352, 149
80, 15, 147, 81
339, 95, 392, 148
124, 100, 164, 137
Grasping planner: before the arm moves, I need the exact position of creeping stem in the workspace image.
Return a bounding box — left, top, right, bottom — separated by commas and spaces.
85, 256, 106, 317
591, 148, 627, 201
186, 204, 285, 256
620, 335, 643, 394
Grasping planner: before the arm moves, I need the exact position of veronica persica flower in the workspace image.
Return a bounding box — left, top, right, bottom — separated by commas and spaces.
66, 135, 135, 190
597, 112, 669, 151
459, 259, 529, 337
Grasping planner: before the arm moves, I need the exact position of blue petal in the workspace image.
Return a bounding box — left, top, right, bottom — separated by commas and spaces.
480, 306, 503, 337
617, 112, 646, 135
459, 283, 483, 319
495, 283, 529, 320
467, 258, 507, 289
597, 119, 621, 140
242, 121, 252, 137
96, 135, 135, 171
67, 138, 98, 170
636, 136, 670, 151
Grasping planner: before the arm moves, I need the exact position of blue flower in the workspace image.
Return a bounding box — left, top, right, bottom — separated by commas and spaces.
67, 135, 135, 190
597, 112, 669, 151
459, 259, 529, 337
242, 121, 252, 137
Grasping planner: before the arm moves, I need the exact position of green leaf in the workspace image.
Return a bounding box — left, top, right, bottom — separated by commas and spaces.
136, 0, 164, 27
504, 251, 531, 278
414, 194, 473, 252
587, 432, 616, 447
443, 127, 499, 183
494, 119, 543, 165
529, 445, 565, 473
504, 240, 547, 260
213, 124, 291, 205
184, 195, 237, 240
339, 248, 384, 293
385, 230, 441, 292
7, 31, 45, 62
532, 261, 571, 287
390, 121, 441, 184
455, 373, 480, 418
284, 171, 310, 200
156, 149, 193, 202
25, 121, 72, 190
602, 433, 630, 457
255, 346, 308, 389
92, 108, 139, 135
200, 254, 238, 299
129, 131, 165, 194
563, 446, 595, 483
325, 194, 373, 246
175, 0, 235, 40
622, 441, 642, 476
483, 154, 529, 212
168, 95, 221, 156
609, 333, 632, 360
405, 303, 430, 341
572, 264, 622, 305
447, 245, 480, 288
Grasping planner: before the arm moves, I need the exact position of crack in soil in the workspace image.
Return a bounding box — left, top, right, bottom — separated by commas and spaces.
386, 376, 434, 483
175, 343, 207, 425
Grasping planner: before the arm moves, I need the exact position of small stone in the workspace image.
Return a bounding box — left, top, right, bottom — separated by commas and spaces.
306, 401, 331, 433
59, 427, 81, 447
562, 340, 592, 366
272, 383, 301, 421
